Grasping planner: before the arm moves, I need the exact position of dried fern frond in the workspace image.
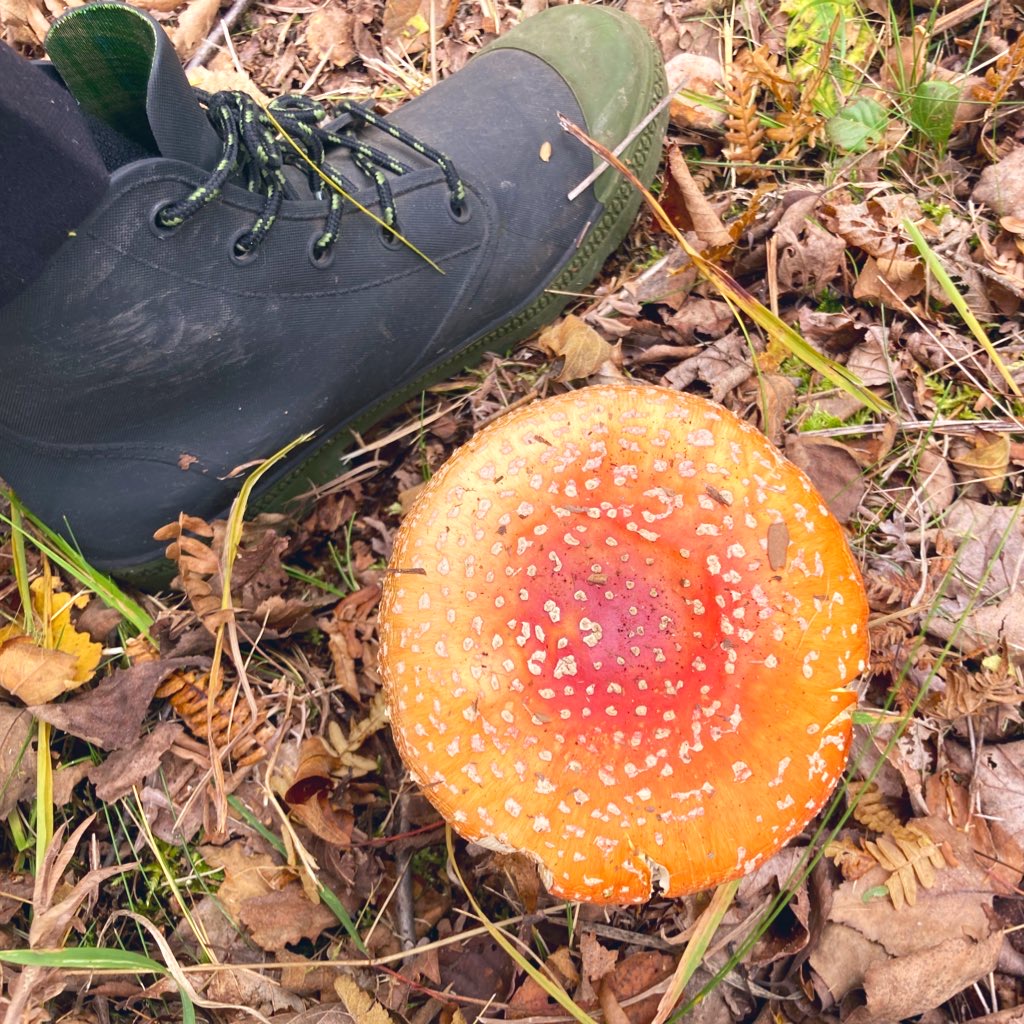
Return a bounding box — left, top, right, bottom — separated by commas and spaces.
847, 782, 955, 908
978, 36, 1024, 110
864, 832, 949, 910
865, 566, 921, 608
748, 46, 797, 109
866, 620, 914, 679
724, 50, 767, 182
153, 515, 231, 632
824, 836, 877, 879
850, 781, 913, 837
157, 668, 274, 767
933, 659, 1024, 719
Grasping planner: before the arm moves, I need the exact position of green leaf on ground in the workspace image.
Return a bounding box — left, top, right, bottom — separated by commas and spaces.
908, 79, 960, 149
827, 97, 890, 151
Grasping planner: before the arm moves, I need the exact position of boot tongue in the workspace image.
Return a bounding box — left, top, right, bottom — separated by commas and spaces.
46, 3, 223, 171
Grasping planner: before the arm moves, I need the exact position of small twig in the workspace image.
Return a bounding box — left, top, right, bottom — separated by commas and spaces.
801, 418, 1024, 438
918, 0, 990, 35
394, 793, 417, 949
185, 0, 257, 71
566, 93, 673, 201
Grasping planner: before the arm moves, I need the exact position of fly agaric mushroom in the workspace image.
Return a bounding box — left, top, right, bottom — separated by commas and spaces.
378, 383, 868, 904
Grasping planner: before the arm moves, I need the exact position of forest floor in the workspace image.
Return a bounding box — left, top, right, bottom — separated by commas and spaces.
1, 0, 1024, 1020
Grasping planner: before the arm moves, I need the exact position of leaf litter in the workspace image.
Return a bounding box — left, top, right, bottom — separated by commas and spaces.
2, 0, 1024, 1020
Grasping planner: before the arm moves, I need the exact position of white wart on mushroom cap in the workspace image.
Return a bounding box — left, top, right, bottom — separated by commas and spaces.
378, 383, 867, 904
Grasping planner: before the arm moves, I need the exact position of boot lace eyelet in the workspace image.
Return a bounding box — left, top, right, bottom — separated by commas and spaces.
379, 226, 403, 250
308, 235, 336, 269
448, 196, 471, 224
148, 201, 182, 239
229, 229, 260, 266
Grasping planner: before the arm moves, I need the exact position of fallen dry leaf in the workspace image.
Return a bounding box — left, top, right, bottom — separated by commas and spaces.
580, 930, 618, 1003
29, 656, 208, 750
665, 53, 726, 130
437, 933, 515, 1003
334, 975, 396, 1024
87, 722, 184, 803
775, 192, 847, 294
305, 5, 356, 68
973, 145, 1024, 220
913, 445, 957, 516
283, 736, 355, 846
784, 435, 868, 523
854, 253, 926, 304
925, 770, 1024, 895
239, 883, 339, 951
666, 147, 731, 247
0, 637, 80, 705
284, 736, 340, 806
170, 0, 222, 58
950, 430, 1011, 494
0, 705, 36, 818
186, 66, 269, 103
930, 498, 1024, 663
661, 331, 752, 400
205, 966, 305, 1016
0, 0, 51, 44
535, 314, 618, 382
847, 932, 1004, 1024
946, 739, 1024, 846
381, 0, 458, 55
0, 577, 103, 702
200, 840, 293, 921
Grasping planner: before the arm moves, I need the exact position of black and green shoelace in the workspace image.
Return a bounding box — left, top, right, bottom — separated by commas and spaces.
156, 90, 467, 258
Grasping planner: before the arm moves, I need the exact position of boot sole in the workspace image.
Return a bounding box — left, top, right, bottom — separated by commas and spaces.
118, 46, 667, 589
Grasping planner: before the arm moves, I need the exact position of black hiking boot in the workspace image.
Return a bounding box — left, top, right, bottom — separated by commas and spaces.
0, 2, 667, 584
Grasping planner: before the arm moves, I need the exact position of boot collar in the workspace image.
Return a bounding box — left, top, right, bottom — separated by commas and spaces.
46, 2, 223, 171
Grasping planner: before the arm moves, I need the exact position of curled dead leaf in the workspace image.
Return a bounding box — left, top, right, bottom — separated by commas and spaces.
170, 0, 222, 58
665, 53, 726, 131
666, 147, 731, 248
306, 6, 356, 68
285, 736, 340, 805
535, 314, 617, 382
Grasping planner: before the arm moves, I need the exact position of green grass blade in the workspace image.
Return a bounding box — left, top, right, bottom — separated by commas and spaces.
903, 216, 1022, 397
35, 721, 53, 877
227, 795, 369, 955
0, 493, 154, 640
559, 115, 894, 415
8, 502, 34, 635
446, 826, 600, 1024
0, 946, 171, 971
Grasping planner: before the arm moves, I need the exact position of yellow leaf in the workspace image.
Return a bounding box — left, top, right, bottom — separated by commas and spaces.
536, 314, 616, 382
335, 975, 396, 1024
0, 579, 103, 703
29, 578, 103, 684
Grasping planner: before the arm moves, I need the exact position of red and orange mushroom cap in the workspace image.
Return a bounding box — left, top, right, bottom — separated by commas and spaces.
378, 383, 868, 904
